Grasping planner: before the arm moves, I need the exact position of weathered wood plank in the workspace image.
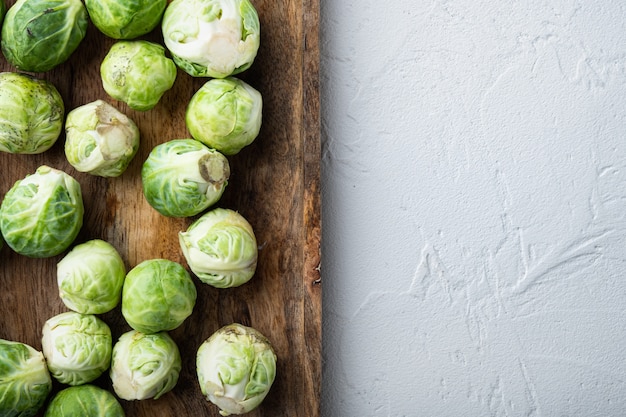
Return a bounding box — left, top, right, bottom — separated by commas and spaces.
0, 0, 321, 415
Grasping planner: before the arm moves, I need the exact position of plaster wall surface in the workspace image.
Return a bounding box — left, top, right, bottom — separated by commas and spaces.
320, 1, 626, 416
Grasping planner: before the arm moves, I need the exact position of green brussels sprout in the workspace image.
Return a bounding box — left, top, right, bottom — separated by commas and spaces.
85, 0, 167, 40
0, 165, 84, 258
0, 339, 52, 417
196, 323, 276, 416
0, 72, 64, 154
186, 77, 262, 155
41, 312, 112, 386
161, 0, 260, 78
44, 385, 125, 417
121, 259, 197, 334
65, 100, 140, 177
110, 330, 181, 401
100, 40, 177, 111
1, 0, 88, 73
57, 239, 127, 315
141, 139, 230, 218
179, 208, 257, 288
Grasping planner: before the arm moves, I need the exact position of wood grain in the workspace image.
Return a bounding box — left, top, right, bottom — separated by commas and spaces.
0, 0, 321, 416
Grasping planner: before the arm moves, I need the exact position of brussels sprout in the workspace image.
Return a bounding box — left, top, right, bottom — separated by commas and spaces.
179, 208, 257, 288
0, 339, 52, 417
0, 72, 65, 154
44, 385, 125, 417
161, 0, 260, 78
121, 259, 197, 334
186, 77, 262, 155
110, 330, 181, 401
1, 0, 88, 72
64, 100, 140, 177
141, 139, 230, 218
41, 312, 112, 386
197, 323, 276, 416
85, 0, 167, 40
100, 40, 177, 111
57, 239, 127, 315
0, 165, 84, 258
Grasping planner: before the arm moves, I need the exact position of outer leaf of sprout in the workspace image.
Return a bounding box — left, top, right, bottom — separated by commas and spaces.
85, 0, 167, 39
121, 259, 197, 334
57, 239, 127, 314
100, 40, 177, 111
41, 312, 113, 386
0, 72, 64, 154
110, 330, 181, 400
65, 100, 140, 177
161, 0, 260, 78
0, 339, 52, 417
44, 385, 125, 417
1, 0, 88, 72
196, 324, 276, 416
185, 77, 262, 155
141, 139, 230, 217
0, 165, 83, 258
179, 208, 257, 288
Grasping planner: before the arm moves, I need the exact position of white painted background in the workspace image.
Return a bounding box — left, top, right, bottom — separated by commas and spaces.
319, 1, 626, 416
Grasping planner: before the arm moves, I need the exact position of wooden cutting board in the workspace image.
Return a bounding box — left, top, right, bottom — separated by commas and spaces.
0, 1, 321, 416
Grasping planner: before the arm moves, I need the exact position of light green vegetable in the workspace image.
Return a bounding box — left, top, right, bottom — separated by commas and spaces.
41, 312, 112, 386
196, 323, 276, 416
161, 0, 260, 78
141, 139, 230, 218
44, 385, 125, 417
110, 330, 181, 401
64, 100, 140, 177
179, 208, 257, 288
0, 165, 84, 258
85, 0, 167, 40
0, 72, 64, 154
57, 239, 127, 315
0, 339, 52, 417
100, 40, 177, 111
1, 0, 88, 72
186, 77, 262, 155
121, 259, 197, 334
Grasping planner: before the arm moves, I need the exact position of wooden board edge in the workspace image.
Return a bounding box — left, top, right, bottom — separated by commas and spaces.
302, 0, 322, 415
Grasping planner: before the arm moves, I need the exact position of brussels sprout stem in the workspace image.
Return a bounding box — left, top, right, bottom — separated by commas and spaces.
200, 153, 231, 186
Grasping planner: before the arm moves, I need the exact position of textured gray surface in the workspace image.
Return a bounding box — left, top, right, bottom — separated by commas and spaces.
320, 1, 626, 416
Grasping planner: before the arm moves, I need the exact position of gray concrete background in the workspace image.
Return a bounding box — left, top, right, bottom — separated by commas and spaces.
320, 2, 626, 416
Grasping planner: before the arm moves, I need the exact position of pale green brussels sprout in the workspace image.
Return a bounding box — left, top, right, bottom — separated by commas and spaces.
57, 239, 127, 315
0, 339, 52, 417
110, 330, 181, 401
100, 40, 177, 111
44, 385, 125, 417
65, 100, 140, 177
85, 0, 167, 40
197, 323, 276, 416
1, 0, 88, 72
0, 165, 84, 258
141, 139, 230, 218
179, 208, 257, 288
0, 72, 64, 154
161, 0, 260, 78
121, 259, 197, 334
186, 77, 262, 155
41, 312, 112, 386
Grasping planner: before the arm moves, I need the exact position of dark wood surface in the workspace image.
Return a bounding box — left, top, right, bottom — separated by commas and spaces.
0, 0, 321, 415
